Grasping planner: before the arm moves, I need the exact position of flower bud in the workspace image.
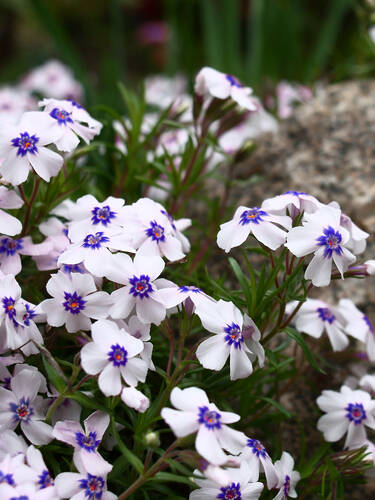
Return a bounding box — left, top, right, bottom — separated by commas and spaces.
365, 260, 375, 275
121, 387, 150, 413
143, 430, 160, 449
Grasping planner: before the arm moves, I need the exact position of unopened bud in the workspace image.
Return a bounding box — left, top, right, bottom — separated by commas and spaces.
143, 430, 160, 449
365, 260, 375, 275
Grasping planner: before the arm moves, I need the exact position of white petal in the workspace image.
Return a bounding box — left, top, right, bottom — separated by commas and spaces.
195, 425, 227, 465
229, 346, 253, 380
80, 343, 108, 375
28, 146, 63, 182
161, 408, 199, 437
196, 336, 229, 371
98, 363, 122, 396
304, 250, 332, 287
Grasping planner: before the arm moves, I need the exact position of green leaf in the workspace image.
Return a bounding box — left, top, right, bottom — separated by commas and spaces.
68, 391, 109, 413
260, 396, 292, 418
111, 417, 144, 474
42, 358, 66, 393
151, 471, 194, 486
229, 257, 253, 312
285, 327, 326, 374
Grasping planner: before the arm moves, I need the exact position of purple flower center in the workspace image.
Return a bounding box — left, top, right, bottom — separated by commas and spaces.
224, 322, 244, 349
363, 315, 374, 333
11, 131, 39, 156
2, 296, 16, 320
107, 343, 128, 367
178, 285, 201, 293
239, 208, 267, 225
9, 496, 29, 500
50, 107, 73, 125
91, 205, 116, 226
79, 474, 105, 499
345, 402, 366, 424
0, 470, 14, 485
0, 237, 23, 256
82, 232, 109, 249
247, 438, 267, 458
217, 482, 241, 499
38, 469, 54, 489
22, 304, 36, 326
198, 406, 222, 430
317, 307, 335, 324
129, 274, 153, 299
283, 475, 291, 496
76, 431, 100, 452
62, 263, 85, 274
10, 397, 34, 423
63, 292, 86, 314
225, 74, 242, 88
316, 226, 343, 258
146, 221, 165, 242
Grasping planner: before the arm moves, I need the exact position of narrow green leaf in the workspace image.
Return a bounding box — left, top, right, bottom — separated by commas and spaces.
111, 417, 144, 474
42, 358, 66, 393
260, 396, 292, 418
285, 326, 326, 374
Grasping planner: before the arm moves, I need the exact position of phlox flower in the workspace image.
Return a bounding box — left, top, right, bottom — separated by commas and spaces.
0, 186, 23, 236
57, 226, 134, 277
0, 481, 59, 500
329, 201, 369, 254
0, 369, 53, 445
0, 235, 52, 275
217, 205, 291, 253
145, 74, 187, 108
54, 459, 116, 500
317, 385, 375, 449
161, 386, 247, 465
0, 86, 35, 125
195, 67, 258, 111
124, 198, 188, 261
285, 204, 356, 286
276, 81, 312, 119
105, 253, 177, 325
287, 298, 349, 351
262, 191, 321, 218
18, 445, 58, 494
116, 316, 155, 370
156, 282, 215, 315
121, 386, 150, 413
0, 111, 64, 185
0, 453, 28, 488
239, 438, 278, 489
53, 411, 112, 475
21, 59, 83, 101
338, 299, 375, 361
190, 464, 263, 500
32, 217, 70, 271
39, 98, 102, 152
273, 451, 300, 499
0, 430, 28, 460
365, 260, 375, 275
195, 299, 263, 380
81, 319, 148, 396
40, 271, 111, 333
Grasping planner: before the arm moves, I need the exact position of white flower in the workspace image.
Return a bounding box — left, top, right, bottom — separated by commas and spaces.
195, 67, 257, 111
365, 260, 375, 275
190, 464, 263, 500
0, 369, 53, 445
329, 201, 369, 254
40, 271, 111, 333
105, 253, 175, 325
117, 316, 154, 370
285, 205, 356, 286
0, 235, 52, 275
161, 386, 247, 465
0, 86, 35, 125
262, 191, 321, 218
239, 438, 278, 489
0, 111, 64, 185
21, 59, 83, 101
121, 386, 150, 413
0, 452, 28, 488
156, 283, 215, 314
22, 445, 58, 493
276, 81, 312, 119
145, 74, 187, 108
217, 205, 291, 253
338, 299, 375, 361
81, 319, 147, 396
124, 198, 188, 261
0, 430, 27, 461
273, 451, 300, 499
0, 186, 23, 236
317, 385, 375, 449
32, 217, 70, 271
195, 299, 262, 380
288, 298, 349, 351
39, 98, 102, 152
53, 411, 112, 475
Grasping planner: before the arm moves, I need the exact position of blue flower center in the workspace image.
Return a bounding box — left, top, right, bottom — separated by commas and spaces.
283, 475, 291, 496
129, 274, 153, 299
225, 74, 242, 88
76, 431, 100, 452
91, 205, 116, 226
239, 208, 267, 225
79, 474, 105, 499
316, 226, 343, 258
317, 307, 335, 324
224, 322, 244, 349
0, 237, 23, 256
146, 221, 165, 242
10, 496, 29, 500
50, 107, 73, 125
363, 315, 374, 333
217, 482, 241, 499
10, 397, 34, 423
62, 263, 85, 274
22, 304, 36, 326
247, 438, 267, 458
63, 292, 86, 314
283, 190, 307, 196
82, 232, 109, 249
0, 470, 14, 485
346, 402, 366, 424
38, 470, 54, 489
178, 285, 201, 293
198, 406, 222, 430
11, 132, 39, 156
2, 296, 16, 320
107, 343, 128, 367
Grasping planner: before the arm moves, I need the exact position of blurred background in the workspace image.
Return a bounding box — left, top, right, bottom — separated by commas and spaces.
1, 0, 375, 106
